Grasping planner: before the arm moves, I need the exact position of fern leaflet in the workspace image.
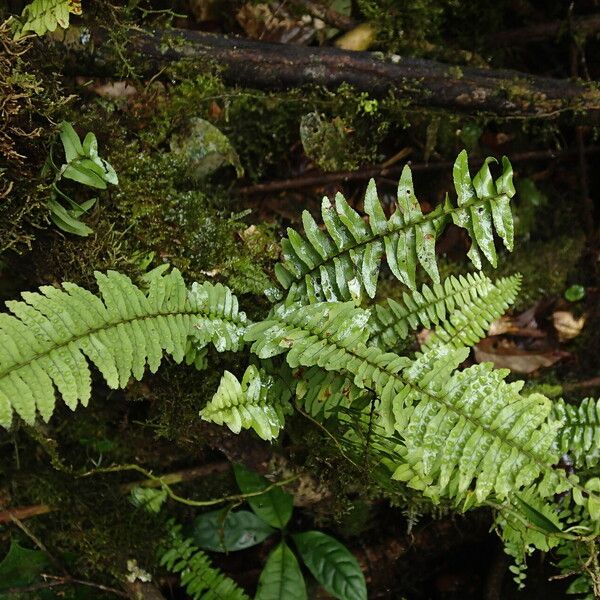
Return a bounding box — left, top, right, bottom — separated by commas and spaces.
275, 151, 515, 303
295, 366, 369, 418
369, 273, 519, 350
0, 269, 246, 429
200, 364, 293, 441
423, 274, 521, 350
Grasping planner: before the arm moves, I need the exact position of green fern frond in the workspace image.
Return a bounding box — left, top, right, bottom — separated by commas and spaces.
423, 274, 521, 350
0, 270, 246, 429
554, 398, 600, 468
161, 523, 249, 600
200, 365, 293, 441
245, 302, 565, 504
368, 273, 518, 351
274, 151, 515, 303
391, 354, 563, 503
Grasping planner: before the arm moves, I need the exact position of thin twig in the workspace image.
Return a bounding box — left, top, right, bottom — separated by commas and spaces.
0, 505, 67, 575
563, 377, 600, 392
0, 462, 228, 524
80, 462, 298, 507
1, 574, 129, 597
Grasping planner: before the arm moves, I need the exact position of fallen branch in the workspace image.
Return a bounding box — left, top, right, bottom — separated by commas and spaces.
236, 145, 600, 195
75, 27, 600, 122
488, 13, 600, 47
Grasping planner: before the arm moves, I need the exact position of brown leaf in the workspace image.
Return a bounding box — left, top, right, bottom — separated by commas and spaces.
237, 3, 317, 44
474, 337, 568, 374
552, 311, 586, 341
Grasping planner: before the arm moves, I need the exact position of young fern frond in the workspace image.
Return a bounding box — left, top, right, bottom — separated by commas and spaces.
0, 270, 246, 429
161, 523, 249, 600
554, 398, 600, 468
200, 365, 293, 441
423, 274, 521, 350
245, 302, 567, 504
274, 151, 515, 304
368, 273, 518, 351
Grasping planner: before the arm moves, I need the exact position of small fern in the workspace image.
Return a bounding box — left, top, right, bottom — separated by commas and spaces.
554, 398, 600, 468
161, 523, 249, 600
200, 364, 293, 441
274, 151, 514, 303
0, 269, 246, 429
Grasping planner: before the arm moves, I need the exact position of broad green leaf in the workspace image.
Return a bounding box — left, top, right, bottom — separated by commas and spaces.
513, 494, 562, 534
255, 542, 307, 600
0, 541, 51, 590
192, 509, 275, 552
59, 121, 83, 162
48, 198, 93, 236
233, 464, 293, 529
62, 162, 107, 189
293, 531, 366, 600
82, 131, 98, 157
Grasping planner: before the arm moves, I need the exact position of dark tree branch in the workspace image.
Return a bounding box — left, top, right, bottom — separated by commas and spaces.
236, 146, 600, 195
488, 13, 600, 47
77, 27, 600, 122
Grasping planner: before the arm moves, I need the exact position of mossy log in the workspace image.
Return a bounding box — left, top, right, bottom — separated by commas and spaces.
79, 27, 600, 122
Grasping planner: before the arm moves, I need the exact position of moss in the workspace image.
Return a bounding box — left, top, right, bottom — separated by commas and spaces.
0, 21, 69, 254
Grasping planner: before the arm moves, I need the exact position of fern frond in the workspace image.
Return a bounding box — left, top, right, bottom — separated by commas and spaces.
245, 302, 565, 504
161, 523, 249, 600
554, 398, 600, 468
368, 273, 518, 351
0, 270, 246, 429
423, 274, 521, 350
200, 365, 293, 441
274, 151, 515, 303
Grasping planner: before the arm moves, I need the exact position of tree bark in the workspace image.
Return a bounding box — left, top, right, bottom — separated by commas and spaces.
77, 27, 600, 123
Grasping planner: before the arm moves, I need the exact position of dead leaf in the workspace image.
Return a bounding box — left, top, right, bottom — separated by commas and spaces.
474, 337, 568, 374
334, 22, 377, 51
488, 315, 546, 338
237, 3, 317, 44
552, 311, 586, 341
